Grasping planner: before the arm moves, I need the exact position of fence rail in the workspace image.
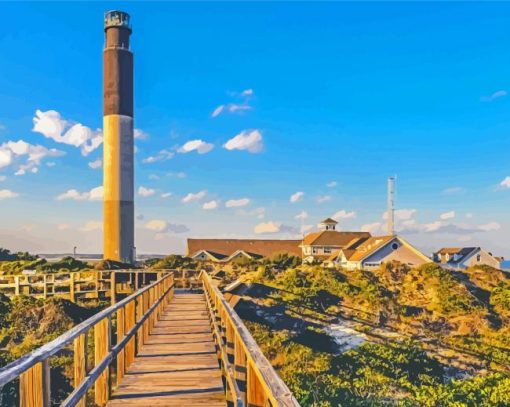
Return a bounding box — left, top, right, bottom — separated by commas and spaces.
0, 269, 198, 304
0, 273, 175, 407
200, 271, 300, 407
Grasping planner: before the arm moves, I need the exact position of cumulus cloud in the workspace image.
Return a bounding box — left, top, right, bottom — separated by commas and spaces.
211, 89, 254, 118
295, 210, 308, 220
32, 110, 102, 155
138, 186, 155, 197
254, 221, 298, 235
167, 171, 186, 178
327, 181, 337, 188
316, 195, 331, 204
290, 191, 304, 203
142, 150, 174, 164
225, 198, 250, 208
56, 186, 103, 201
442, 186, 464, 195
223, 129, 263, 153
145, 219, 189, 234
440, 211, 455, 220
182, 190, 207, 203
361, 222, 382, 234
0, 139, 64, 175
88, 159, 102, 169
0, 189, 19, 200
134, 129, 149, 140
481, 90, 507, 102
500, 176, 510, 189
203, 200, 218, 210
177, 139, 214, 154
333, 209, 356, 220
79, 221, 102, 232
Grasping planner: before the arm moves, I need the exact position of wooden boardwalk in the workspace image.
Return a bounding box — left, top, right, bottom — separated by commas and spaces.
107, 292, 226, 406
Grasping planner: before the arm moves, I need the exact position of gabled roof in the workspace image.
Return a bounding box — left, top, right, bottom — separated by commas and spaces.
320, 217, 338, 224
190, 250, 229, 261
434, 247, 479, 264
302, 231, 371, 247
333, 235, 430, 264
187, 238, 302, 258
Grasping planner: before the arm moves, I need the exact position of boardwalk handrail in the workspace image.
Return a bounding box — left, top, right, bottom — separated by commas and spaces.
200, 271, 300, 407
0, 272, 175, 407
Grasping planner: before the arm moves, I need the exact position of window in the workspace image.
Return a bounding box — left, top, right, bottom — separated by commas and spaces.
391, 242, 399, 250
324, 247, 332, 254
477, 254, 481, 262
312, 248, 317, 254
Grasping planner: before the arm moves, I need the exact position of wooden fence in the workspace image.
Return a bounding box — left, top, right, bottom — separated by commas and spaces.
0, 269, 199, 304
0, 272, 175, 407
200, 271, 300, 407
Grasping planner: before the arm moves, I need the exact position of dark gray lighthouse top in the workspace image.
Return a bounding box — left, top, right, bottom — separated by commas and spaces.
104, 10, 131, 31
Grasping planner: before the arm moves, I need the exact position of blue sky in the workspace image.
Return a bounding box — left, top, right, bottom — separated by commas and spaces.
0, 2, 509, 256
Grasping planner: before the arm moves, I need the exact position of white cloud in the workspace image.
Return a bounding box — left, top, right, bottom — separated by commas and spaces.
134, 129, 149, 140
138, 186, 155, 197
361, 222, 382, 234
211, 105, 225, 118
442, 186, 464, 195
254, 221, 298, 235
333, 209, 356, 220
203, 200, 218, 210
182, 190, 207, 203
0, 139, 64, 175
223, 129, 263, 153
148, 174, 160, 180
440, 211, 455, 220
57, 223, 70, 231
145, 219, 189, 234
295, 210, 308, 220
383, 208, 417, 221
0, 175, 6, 181
56, 186, 103, 201
167, 171, 186, 178
80, 221, 102, 232
178, 139, 214, 154
161, 192, 172, 198
32, 110, 102, 156
316, 195, 331, 204
254, 221, 281, 234
326, 181, 337, 188
478, 222, 501, 232
240, 89, 254, 97
0, 189, 19, 200
290, 191, 304, 203
500, 176, 510, 189
481, 90, 507, 102
466, 213, 473, 219
226, 198, 250, 208
88, 159, 102, 169
142, 150, 174, 164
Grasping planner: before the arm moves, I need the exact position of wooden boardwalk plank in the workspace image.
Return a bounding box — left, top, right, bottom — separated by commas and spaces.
107, 293, 226, 407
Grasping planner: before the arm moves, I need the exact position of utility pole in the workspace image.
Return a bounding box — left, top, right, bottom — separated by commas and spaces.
387, 176, 395, 236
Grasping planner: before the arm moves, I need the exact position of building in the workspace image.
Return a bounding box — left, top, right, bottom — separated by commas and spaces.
186, 238, 302, 263
327, 235, 430, 270
433, 247, 502, 270
300, 218, 371, 263
103, 11, 135, 263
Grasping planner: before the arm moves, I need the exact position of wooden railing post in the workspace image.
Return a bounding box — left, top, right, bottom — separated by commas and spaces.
234, 335, 247, 405
74, 333, 87, 407
136, 295, 144, 352
42, 275, 47, 299
116, 307, 125, 386
247, 361, 265, 407
69, 273, 75, 303
111, 272, 117, 306
125, 301, 136, 367
225, 319, 235, 405
94, 318, 110, 406
20, 360, 50, 407
14, 275, 20, 296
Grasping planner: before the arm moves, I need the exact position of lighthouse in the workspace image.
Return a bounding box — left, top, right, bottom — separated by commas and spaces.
103, 11, 135, 263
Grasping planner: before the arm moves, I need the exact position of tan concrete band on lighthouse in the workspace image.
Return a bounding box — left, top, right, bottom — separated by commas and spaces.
103, 114, 134, 262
